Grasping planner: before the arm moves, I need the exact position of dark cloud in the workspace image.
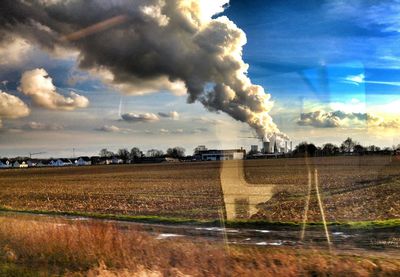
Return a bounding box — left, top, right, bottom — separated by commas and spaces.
0, 0, 285, 140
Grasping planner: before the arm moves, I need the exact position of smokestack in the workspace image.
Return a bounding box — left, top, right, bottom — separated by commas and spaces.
290, 141, 293, 152
273, 140, 278, 154
263, 141, 270, 154
285, 141, 288, 153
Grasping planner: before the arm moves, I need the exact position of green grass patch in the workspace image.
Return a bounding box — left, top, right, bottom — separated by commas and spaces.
0, 206, 399, 230
334, 218, 400, 229
0, 261, 44, 277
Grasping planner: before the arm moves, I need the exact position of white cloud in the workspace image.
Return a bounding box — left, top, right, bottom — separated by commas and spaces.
158, 111, 180, 120
121, 113, 159, 123
0, 91, 30, 128
19, 68, 89, 111
344, 73, 365, 85
343, 73, 400, 87
297, 109, 399, 129
159, 128, 169, 134
95, 125, 122, 133
23, 121, 64, 131
0, 35, 32, 66
172, 129, 184, 134
0, 0, 283, 140
141, 1, 170, 27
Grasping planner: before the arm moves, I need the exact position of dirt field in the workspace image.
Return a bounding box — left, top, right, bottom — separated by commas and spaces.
0, 156, 399, 222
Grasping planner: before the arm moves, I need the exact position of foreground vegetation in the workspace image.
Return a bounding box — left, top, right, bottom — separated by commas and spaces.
0, 156, 400, 224
0, 214, 399, 276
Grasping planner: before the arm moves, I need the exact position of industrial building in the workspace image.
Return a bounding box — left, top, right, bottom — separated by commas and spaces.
197, 148, 246, 161
261, 136, 292, 154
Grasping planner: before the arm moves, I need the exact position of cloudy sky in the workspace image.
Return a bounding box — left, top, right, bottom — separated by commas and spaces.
1, 0, 400, 158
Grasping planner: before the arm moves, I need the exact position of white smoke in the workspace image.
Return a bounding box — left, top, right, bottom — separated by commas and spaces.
1, 0, 286, 140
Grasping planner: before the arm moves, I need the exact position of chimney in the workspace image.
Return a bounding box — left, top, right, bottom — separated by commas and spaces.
263, 141, 270, 154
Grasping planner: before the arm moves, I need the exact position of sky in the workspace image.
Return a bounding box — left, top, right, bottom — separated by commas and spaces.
0, 0, 400, 158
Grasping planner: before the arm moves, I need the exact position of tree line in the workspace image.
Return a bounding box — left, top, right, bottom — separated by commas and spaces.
99, 147, 186, 162
292, 137, 400, 157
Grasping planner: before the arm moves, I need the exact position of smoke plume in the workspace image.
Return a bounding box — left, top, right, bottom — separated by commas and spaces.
0, 0, 286, 140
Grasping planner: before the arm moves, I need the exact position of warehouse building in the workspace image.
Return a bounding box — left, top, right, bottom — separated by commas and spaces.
197, 148, 246, 161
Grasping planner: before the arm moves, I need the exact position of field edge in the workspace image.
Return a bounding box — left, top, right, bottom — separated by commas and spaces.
1, 206, 399, 230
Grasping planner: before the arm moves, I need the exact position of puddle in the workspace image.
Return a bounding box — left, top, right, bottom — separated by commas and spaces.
255, 241, 283, 246
195, 227, 240, 233
254, 229, 271, 233
156, 233, 184, 240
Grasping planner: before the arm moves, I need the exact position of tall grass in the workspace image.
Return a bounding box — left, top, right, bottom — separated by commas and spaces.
0, 215, 399, 276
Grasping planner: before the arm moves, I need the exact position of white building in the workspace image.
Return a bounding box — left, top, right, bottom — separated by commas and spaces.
76, 157, 92, 166
0, 159, 10, 168
13, 161, 28, 168
51, 159, 73, 167
199, 149, 246, 161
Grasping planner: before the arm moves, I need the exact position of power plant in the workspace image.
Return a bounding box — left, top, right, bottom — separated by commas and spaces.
260, 134, 292, 155
242, 133, 292, 156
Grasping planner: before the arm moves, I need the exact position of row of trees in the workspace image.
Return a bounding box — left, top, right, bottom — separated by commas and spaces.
293, 137, 400, 157
99, 147, 186, 161
98, 138, 398, 161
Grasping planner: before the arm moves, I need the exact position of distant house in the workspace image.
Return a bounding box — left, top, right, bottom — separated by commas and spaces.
52, 159, 73, 167
90, 156, 102, 165
164, 157, 180, 163
37, 160, 49, 167
111, 157, 124, 164
27, 159, 40, 167
76, 157, 92, 166
0, 159, 10, 168
13, 161, 28, 168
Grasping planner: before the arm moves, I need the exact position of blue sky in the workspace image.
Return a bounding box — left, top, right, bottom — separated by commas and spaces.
0, 0, 400, 157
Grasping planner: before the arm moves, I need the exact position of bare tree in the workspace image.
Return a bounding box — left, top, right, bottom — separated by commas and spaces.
146, 149, 164, 158
99, 148, 114, 158
341, 137, 356, 153
367, 145, 381, 152
353, 144, 365, 155
130, 147, 142, 161
166, 147, 186, 158
293, 142, 317, 157
117, 148, 130, 163
322, 143, 339, 156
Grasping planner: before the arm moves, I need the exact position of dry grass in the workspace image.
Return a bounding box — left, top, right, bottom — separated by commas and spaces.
0, 156, 399, 222
0, 215, 399, 276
